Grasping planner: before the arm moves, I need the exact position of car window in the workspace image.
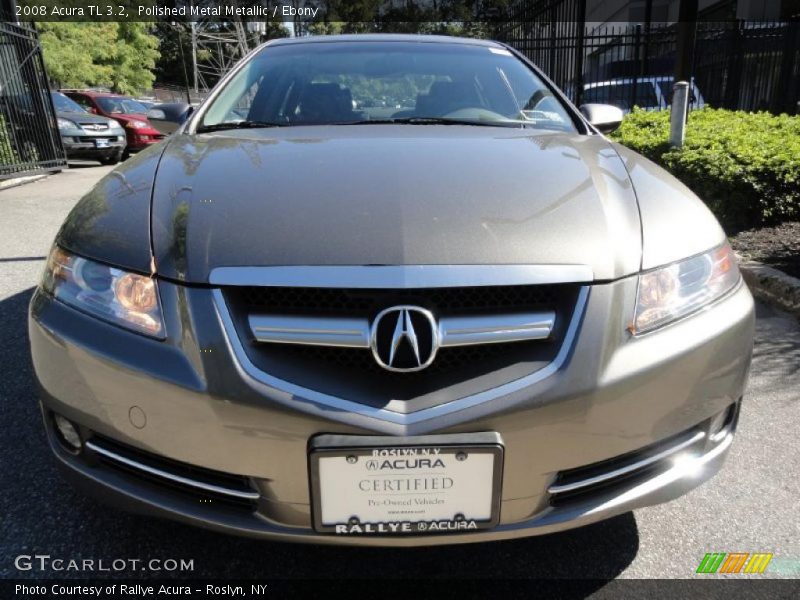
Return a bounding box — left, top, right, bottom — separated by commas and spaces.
96, 97, 148, 114
200, 42, 576, 131
51, 92, 87, 113
583, 82, 659, 110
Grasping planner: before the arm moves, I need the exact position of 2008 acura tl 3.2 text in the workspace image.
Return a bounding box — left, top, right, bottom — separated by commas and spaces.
29, 35, 753, 545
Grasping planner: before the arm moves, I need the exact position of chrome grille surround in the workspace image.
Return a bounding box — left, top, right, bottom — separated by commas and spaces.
211, 265, 592, 433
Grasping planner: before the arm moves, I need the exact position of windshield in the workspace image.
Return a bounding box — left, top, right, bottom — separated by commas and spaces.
96, 97, 148, 114
51, 91, 86, 113
199, 41, 576, 132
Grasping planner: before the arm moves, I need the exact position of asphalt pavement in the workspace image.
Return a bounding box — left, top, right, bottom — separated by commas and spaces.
1, 164, 799, 584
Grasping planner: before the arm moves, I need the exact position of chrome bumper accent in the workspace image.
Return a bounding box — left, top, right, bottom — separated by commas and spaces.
249, 311, 556, 348
548, 430, 706, 495
85, 440, 260, 501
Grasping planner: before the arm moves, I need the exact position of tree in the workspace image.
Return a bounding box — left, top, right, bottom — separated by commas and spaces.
37, 22, 160, 94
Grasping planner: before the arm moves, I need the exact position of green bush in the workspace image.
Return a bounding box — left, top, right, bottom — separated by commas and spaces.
0, 114, 19, 170
611, 108, 800, 232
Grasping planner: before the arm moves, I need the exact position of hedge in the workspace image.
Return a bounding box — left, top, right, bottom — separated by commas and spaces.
611, 108, 800, 233
0, 114, 18, 170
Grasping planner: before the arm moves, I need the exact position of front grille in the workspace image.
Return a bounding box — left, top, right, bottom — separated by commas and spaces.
224, 283, 581, 404
77, 136, 119, 143
238, 284, 566, 316
274, 338, 540, 377
78, 122, 109, 130
88, 435, 259, 511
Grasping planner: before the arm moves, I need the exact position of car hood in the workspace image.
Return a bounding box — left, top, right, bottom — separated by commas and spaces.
151, 126, 642, 283
57, 110, 118, 126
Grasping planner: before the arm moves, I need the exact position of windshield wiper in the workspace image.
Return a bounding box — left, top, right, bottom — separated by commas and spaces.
337, 117, 526, 128
196, 120, 286, 133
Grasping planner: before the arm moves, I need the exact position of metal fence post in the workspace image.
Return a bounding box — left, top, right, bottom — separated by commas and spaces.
670, 81, 690, 147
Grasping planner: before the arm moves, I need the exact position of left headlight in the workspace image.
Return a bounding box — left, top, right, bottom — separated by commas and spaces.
57, 118, 77, 131
41, 247, 165, 338
632, 243, 741, 335
126, 120, 148, 129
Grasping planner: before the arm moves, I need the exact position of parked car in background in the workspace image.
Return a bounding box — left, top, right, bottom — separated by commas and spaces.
60, 90, 165, 156
50, 91, 126, 165
583, 77, 705, 113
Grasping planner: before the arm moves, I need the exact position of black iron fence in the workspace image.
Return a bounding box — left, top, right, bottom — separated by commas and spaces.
498, 19, 800, 115
0, 20, 66, 180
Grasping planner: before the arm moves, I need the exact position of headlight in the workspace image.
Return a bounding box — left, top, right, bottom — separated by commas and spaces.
632, 243, 740, 335
41, 247, 165, 337
126, 120, 148, 129
57, 118, 76, 130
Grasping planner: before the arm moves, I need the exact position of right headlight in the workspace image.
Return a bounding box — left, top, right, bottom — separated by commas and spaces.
632, 243, 741, 335
41, 246, 165, 338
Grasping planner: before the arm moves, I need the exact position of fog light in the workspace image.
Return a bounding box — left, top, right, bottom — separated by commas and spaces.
709, 405, 735, 442
53, 414, 82, 450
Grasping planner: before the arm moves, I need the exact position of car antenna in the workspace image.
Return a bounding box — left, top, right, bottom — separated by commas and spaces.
177, 24, 192, 105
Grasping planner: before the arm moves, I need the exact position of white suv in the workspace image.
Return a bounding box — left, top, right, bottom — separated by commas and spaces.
583, 77, 705, 113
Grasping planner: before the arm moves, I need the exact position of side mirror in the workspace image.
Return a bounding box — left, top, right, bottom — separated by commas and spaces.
88, 107, 98, 114
579, 103, 624, 134
147, 103, 193, 135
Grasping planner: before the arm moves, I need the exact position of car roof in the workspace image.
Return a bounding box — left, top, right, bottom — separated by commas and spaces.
61, 90, 127, 98
268, 34, 505, 48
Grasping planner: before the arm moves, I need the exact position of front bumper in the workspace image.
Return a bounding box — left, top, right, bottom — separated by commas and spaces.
125, 131, 164, 151
61, 134, 126, 159
29, 277, 754, 546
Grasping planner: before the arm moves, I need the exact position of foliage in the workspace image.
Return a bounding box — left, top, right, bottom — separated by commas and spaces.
611, 108, 800, 232
0, 114, 19, 168
153, 21, 288, 90
37, 22, 160, 94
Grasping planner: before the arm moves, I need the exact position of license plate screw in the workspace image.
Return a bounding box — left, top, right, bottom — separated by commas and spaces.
348, 516, 360, 525
454, 513, 465, 522
456, 451, 468, 461
346, 455, 357, 464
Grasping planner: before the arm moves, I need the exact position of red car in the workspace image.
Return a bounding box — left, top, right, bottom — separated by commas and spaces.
61, 90, 165, 156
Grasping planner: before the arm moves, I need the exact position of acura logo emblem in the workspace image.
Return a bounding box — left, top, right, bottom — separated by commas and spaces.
370, 306, 439, 372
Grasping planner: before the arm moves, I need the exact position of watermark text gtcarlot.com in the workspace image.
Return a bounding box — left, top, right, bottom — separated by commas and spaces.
14, 555, 194, 573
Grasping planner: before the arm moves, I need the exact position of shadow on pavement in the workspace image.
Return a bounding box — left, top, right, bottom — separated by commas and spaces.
1, 287, 638, 589
753, 301, 800, 382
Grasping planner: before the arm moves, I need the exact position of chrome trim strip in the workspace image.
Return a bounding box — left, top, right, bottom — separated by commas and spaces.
439, 312, 555, 346
86, 441, 260, 501
209, 264, 594, 288
548, 430, 706, 495
249, 315, 370, 348
212, 286, 589, 428
249, 311, 556, 349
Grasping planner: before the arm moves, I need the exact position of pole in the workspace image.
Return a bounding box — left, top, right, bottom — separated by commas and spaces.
670, 81, 689, 147
674, 0, 698, 83
671, 0, 698, 147
177, 26, 192, 105
191, 21, 198, 94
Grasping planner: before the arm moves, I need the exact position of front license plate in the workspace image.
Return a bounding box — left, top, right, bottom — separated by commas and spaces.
95, 139, 109, 148
309, 433, 503, 535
